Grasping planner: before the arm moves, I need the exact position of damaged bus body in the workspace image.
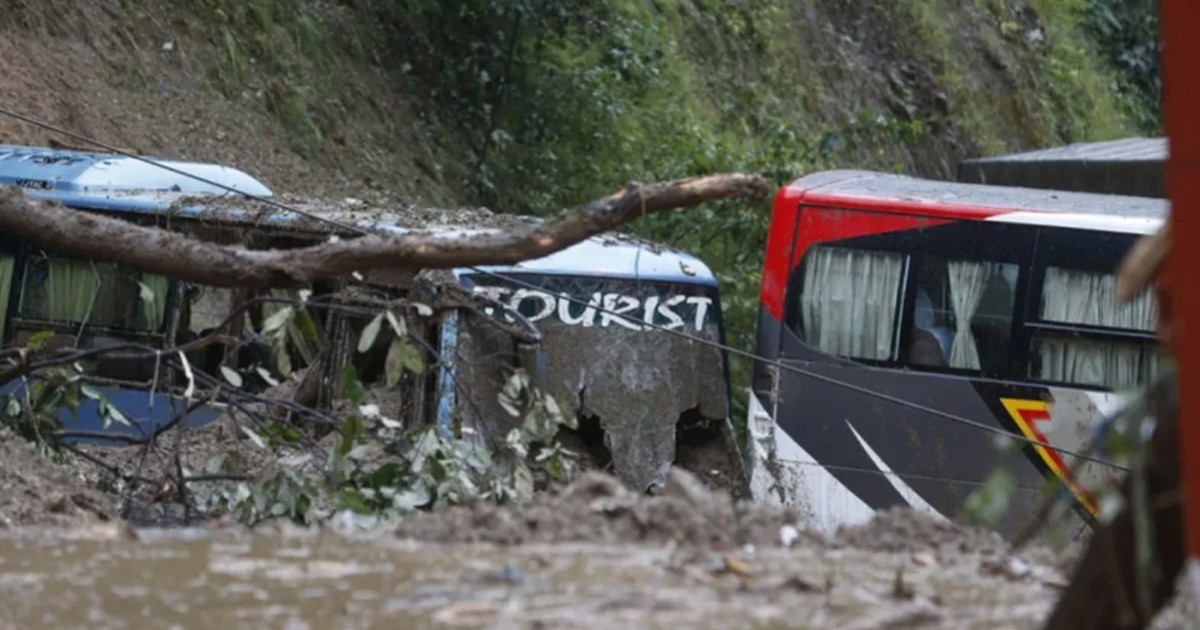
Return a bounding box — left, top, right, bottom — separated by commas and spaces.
0, 143, 746, 496
745, 170, 1164, 539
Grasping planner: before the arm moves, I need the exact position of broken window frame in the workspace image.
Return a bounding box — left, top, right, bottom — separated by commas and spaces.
6, 241, 178, 387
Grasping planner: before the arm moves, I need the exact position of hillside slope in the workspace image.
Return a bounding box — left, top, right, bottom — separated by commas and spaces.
0, 0, 1139, 204
0, 0, 1146, 427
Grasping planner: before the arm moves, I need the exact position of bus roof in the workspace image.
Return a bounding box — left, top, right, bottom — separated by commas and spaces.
0, 144, 274, 198
786, 169, 1167, 235
956, 137, 1166, 197
1, 144, 715, 286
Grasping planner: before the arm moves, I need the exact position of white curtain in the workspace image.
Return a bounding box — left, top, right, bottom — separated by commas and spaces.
1041, 267, 1156, 331
1035, 336, 1144, 390
947, 260, 995, 370
1037, 267, 1156, 388
801, 247, 905, 360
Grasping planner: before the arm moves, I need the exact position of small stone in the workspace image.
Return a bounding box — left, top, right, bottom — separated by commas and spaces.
911, 552, 938, 567
779, 524, 800, 548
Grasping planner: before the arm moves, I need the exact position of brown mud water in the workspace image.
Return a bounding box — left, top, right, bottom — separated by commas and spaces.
2, 468, 1195, 629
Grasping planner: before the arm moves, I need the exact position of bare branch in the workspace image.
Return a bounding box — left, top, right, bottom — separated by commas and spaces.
0, 174, 770, 288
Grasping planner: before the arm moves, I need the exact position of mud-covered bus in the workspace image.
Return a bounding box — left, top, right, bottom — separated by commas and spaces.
0, 143, 745, 496
744, 169, 1164, 538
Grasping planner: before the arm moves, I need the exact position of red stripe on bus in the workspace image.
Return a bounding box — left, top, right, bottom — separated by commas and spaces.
759, 183, 1019, 320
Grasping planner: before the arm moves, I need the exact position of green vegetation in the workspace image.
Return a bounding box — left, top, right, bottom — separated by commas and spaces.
367, 0, 1144, 434
0, 0, 1156, 448
1081, 0, 1161, 132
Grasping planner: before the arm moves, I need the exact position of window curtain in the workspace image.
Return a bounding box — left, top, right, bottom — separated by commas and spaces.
1035, 336, 1144, 390
46, 259, 96, 322
0, 256, 13, 342
800, 247, 905, 360
140, 274, 170, 331
947, 260, 996, 370
1041, 267, 1156, 330
1038, 267, 1156, 388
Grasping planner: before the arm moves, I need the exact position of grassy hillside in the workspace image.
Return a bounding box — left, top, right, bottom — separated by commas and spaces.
0, 0, 1150, 431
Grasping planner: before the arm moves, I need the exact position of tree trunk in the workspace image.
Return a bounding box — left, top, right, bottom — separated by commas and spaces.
0, 174, 769, 288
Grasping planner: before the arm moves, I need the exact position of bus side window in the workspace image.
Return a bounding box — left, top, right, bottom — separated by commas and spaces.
1028, 266, 1158, 389
0, 254, 13, 344
11, 256, 171, 383
904, 256, 1018, 376
18, 257, 170, 332
793, 245, 907, 361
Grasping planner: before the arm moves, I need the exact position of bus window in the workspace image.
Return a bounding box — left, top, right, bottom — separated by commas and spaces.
796, 245, 907, 361
905, 256, 1018, 375
1029, 266, 1158, 389
18, 257, 170, 332
1030, 335, 1151, 389
0, 254, 13, 342
1039, 267, 1155, 331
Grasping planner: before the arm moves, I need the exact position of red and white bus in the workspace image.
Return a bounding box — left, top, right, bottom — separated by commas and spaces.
744, 169, 1164, 539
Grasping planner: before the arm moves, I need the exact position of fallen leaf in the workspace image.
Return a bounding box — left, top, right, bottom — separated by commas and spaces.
720, 555, 755, 578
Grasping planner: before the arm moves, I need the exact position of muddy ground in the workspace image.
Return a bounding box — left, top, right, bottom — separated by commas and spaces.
1, 426, 1197, 629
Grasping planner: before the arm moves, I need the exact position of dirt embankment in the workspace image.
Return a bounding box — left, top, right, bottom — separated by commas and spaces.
0, 430, 115, 527
0, 1, 462, 205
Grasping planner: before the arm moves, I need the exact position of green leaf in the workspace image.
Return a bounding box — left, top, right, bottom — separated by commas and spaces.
512, 464, 534, 502
358, 312, 385, 353
498, 394, 522, 418
241, 426, 268, 450
340, 364, 364, 403
99, 400, 132, 428
338, 489, 374, 515
339, 415, 364, 457
400, 340, 425, 375
220, 366, 244, 388
262, 305, 294, 337
205, 454, 228, 475
386, 310, 407, 338
275, 343, 293, 377
393, 481, 432, 511
26, 330, 54, 351
384, 337, 404, 388
368, 462, 403, 488
506, 428, 528, 458
290, 309, 322, 362
256, 367, 281, 388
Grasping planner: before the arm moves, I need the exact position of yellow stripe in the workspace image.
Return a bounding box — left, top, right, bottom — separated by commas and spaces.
1000, 397, 1099, 516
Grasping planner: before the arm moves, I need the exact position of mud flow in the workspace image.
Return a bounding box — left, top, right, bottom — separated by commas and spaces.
3, 468, 1195, 629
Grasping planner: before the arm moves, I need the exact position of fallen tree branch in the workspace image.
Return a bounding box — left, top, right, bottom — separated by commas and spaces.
0, 174, 771, 288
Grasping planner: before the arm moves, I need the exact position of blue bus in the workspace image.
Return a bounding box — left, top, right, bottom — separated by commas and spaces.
0, 143, 746, 496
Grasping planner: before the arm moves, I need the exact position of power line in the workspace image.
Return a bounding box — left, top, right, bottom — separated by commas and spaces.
0, 106, 1127, 471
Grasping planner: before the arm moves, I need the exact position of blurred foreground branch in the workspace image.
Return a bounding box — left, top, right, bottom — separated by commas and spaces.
1043, 219, 1184, 630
